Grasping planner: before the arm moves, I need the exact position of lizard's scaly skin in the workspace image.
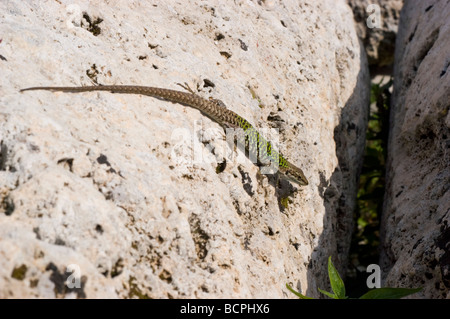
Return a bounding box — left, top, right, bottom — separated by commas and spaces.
21, 85, 308, 186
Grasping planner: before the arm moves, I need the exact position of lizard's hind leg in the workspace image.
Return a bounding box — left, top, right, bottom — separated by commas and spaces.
176, 82, 197, 95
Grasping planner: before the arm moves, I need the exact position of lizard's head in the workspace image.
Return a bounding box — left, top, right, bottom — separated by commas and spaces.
281, 162, 309, 186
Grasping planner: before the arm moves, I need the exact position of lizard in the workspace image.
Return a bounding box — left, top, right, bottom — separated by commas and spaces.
20, 84, 309, 186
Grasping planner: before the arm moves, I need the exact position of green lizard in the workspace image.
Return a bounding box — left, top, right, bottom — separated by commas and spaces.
20, 84, 308, 186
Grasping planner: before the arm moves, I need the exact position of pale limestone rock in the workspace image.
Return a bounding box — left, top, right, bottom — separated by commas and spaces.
380, 0, 450, 298
0, 0, 369, 298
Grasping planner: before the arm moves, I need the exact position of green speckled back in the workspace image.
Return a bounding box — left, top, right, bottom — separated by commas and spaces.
235, 116, 289, 170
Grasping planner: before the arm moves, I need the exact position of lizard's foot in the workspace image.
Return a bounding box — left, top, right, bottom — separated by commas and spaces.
176, 82, 197, 95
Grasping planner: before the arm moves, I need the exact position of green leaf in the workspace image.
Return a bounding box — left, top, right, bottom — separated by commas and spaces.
280, 197, 289, 209
327, 256, 347, 299
286, 283, 314, 299
359, 287, 422, 299
318, 288, 337, 299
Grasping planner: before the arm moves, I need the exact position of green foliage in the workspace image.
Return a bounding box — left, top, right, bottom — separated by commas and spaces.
356, 78, 391, 239
327, 256, 347, 299
359, 287, 422, 299
280, 196, 289, 209
285, 283, 313, 299
358, 77, 391, 219
347, 77, 392, 296
287, 257, 421, 299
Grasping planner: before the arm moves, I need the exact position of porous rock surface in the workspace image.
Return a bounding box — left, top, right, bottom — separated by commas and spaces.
0, 0, 369, 298
380, 0, 450, 299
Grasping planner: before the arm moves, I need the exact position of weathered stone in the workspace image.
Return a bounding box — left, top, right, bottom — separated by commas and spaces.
380, 0, 450, 299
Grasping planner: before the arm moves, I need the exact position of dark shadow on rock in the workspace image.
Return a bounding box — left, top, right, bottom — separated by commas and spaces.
304, 41, 370, 298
